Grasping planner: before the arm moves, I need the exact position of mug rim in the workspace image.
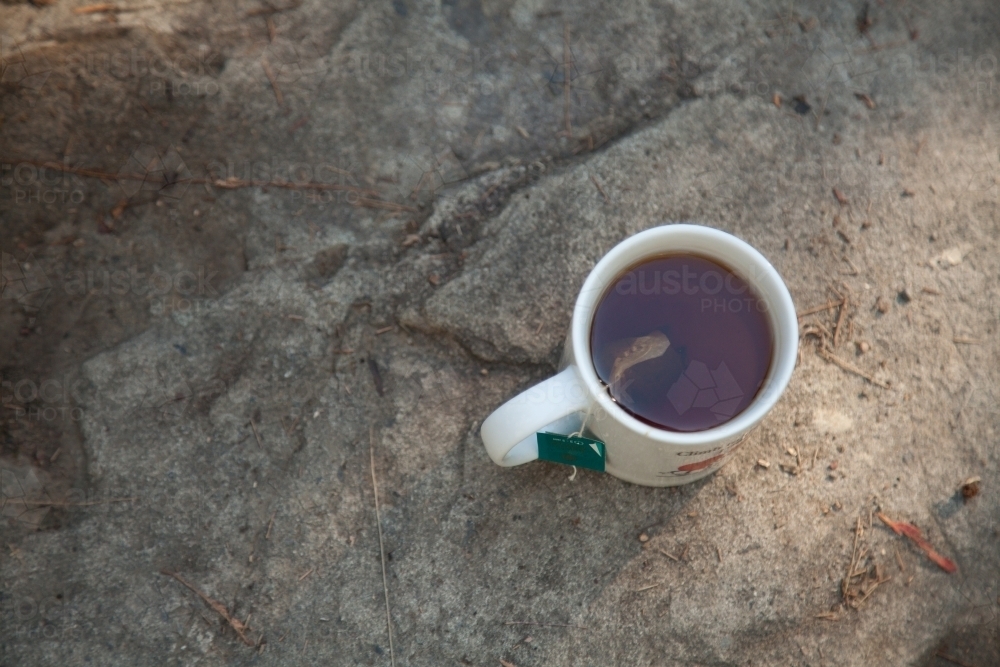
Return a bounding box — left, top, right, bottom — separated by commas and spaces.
570, 223, 798, 446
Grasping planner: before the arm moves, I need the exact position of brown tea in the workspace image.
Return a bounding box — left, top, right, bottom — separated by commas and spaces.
590, 254, 773, 432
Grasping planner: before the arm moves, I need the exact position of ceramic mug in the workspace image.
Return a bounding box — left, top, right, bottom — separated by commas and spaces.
480, 224, 798, 486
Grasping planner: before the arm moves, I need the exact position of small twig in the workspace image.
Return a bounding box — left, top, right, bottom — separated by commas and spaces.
480, 182, 501, 203
160, 569, 255, 646
73, 3, 118, 13
953, 336, 981, 345
12, 497, 137, 507
265, 511, 276, 540
934, 651, 978, 667
249, 419, 263, 449
797, 301, 841, 318
854, 93, 876, 109
298, 568, 314, 581
658, 549, 679, 562
817, 346, 890, 389
281, 414, 301, 438
833, 296, 849, 348
370, 427, 396, 667
260, 58, 284, 107
353, 197, 417, 213
247, 1, 302, 16
843, 516, 862, 600
562, 24, 572, 137
590, 175, 609, 203
504, 621, 588, 629
855, 575, 891, 605
367, 358, 384, 397
12, 159, 389, 202
814, 95, 827, 130
635, 583, 661, 592
214, 177, 377, 196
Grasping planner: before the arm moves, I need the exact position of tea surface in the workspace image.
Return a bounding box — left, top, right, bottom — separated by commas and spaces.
590, 254, 773, 432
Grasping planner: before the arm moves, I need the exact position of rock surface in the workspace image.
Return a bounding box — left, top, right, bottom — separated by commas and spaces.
2, 1, 998, 665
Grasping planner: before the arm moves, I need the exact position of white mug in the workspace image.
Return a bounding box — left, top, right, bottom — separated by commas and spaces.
480, 224, 798, 486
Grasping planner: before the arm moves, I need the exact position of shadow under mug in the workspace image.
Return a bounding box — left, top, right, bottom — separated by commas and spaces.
480, 223, 798, 486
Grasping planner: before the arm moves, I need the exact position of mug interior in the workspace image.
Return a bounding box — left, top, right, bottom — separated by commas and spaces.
571, 224, 798, 446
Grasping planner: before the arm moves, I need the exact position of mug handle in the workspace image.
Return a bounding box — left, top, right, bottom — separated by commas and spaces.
481, 366, 592, 466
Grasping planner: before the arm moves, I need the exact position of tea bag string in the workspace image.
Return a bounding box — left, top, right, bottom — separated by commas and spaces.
569, 401, 596, 439
571, 331, 671, 439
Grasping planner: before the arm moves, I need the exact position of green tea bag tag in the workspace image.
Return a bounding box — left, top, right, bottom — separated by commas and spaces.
536, 432, 606, 472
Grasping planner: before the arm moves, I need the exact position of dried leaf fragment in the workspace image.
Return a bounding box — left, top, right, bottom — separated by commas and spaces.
876, 512, 957, 573
854, 93, 876, 109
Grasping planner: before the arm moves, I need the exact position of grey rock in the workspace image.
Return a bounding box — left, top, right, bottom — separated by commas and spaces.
2, 1, 999, 666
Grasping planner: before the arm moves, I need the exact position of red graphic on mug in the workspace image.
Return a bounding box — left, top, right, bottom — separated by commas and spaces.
677, 452, 725, 472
